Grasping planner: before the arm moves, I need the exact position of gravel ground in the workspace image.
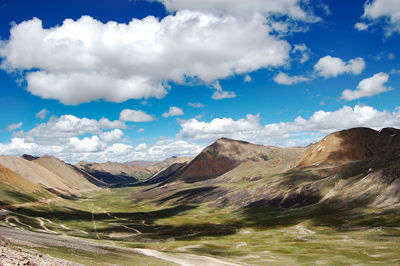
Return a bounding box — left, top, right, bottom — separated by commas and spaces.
0, 235, 82, 266
0, 226, 109, 254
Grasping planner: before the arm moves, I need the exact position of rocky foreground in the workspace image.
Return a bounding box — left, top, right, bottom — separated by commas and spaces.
0, 236, 80, 266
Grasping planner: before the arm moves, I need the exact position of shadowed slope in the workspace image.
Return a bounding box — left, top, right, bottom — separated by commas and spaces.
142, 162, 188, 185
76, 161, 150, 186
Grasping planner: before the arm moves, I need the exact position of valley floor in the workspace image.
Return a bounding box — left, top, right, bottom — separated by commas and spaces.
1, 186, 400, 265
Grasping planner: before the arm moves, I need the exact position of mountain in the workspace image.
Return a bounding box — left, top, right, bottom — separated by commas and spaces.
76, 161, 152, 187
76, 157, 194, 187
134, 127, 400, 211
69, 165, 108, 187
0, 164, 47, 194
1, 127, 399, 266
0, 155, 101, 196
298, 127, 400, 167
142, 162, 188, 185
0, 164, 52, 207
0, 156, 76, 195
125, 156, 193, 173
156, 138, 304, 184
31, 155, 99, 191
2, 127, 399, 209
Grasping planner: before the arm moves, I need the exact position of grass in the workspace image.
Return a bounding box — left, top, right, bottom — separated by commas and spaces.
0, 182, 50, 207
2, 184, 400, 265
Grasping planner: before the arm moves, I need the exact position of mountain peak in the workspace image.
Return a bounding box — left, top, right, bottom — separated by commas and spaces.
165, 138, 287, 183
214, 137, 251, 145
298, 127, 399, 167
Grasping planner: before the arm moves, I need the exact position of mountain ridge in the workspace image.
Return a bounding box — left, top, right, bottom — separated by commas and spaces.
0, 127, 399, 209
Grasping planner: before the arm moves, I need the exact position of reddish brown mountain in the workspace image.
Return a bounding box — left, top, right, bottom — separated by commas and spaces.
164, 138, 304, 183
298, 127, 400, 167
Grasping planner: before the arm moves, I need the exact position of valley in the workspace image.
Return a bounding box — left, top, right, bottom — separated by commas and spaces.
1, 127, 400, 265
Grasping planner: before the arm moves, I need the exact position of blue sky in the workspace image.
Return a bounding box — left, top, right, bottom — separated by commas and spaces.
0, 0, 399, 163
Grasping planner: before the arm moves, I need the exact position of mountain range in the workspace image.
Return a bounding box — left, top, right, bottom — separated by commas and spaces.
0, 127, 399, 209
0, 127, 400, 265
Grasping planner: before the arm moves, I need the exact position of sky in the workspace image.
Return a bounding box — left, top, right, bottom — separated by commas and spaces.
0, 0, 399, 163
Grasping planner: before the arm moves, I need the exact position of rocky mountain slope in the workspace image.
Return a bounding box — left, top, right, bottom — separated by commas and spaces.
142, 162, 188, 185
0, 127, 399, 210
298, 127, 399, 167
0, 164, 52, 206
147, 138, 304, 185
32, 155, 99, 191
0, 156, 78, 195
136, 127, 400, 211
0, 154, 102, 197
0, 164, 44, 194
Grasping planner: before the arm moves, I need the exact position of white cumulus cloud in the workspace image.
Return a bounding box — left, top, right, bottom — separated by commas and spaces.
0, 12, 291, 104
13, 114, 125, 144
162, 107, 184, 117
119, 109, 155, 122
0, 136, 202, 164
100, 129, 124, 143
154, 0, 316, 21
178, 105, 400, 146
68, 136, 106, 153
1, 105, 400, 163
314, 56, 365, 78
273, 72, 311, 85
361, 0, 400, 36
133, 139, 202, 160
342, 72, 393, 101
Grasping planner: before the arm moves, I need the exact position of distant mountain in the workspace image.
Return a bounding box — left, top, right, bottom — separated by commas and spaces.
76, 161, 153, 187
76, 157, 194, 187
125, 156, 193, 173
